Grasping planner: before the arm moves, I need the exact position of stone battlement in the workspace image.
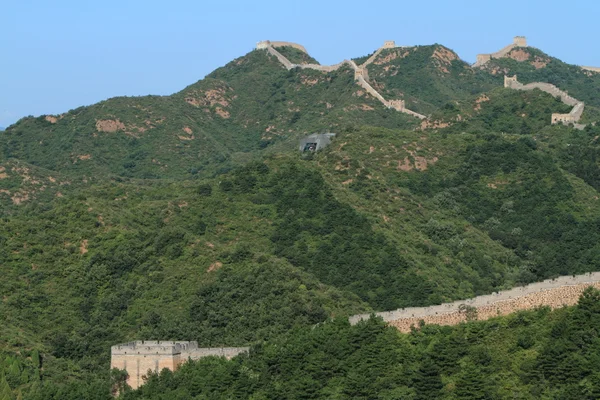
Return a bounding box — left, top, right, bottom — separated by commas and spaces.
350, 272, 600, 331
257, 40, 426, 120
581, 66, 600, 73
503, 74, 585, 128
256, 40, 307, 54
111, 340, 198, 356
474, 36, 528, 67
111, 341, 249, 389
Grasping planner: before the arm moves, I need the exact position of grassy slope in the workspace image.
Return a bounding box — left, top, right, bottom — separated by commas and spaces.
274, 46, 320, 65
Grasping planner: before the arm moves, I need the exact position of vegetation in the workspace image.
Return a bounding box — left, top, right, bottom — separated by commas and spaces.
274, 46, 320, 65
117, 289, 600, 399
485, 47, 600, 109
1, 41, 600, 398
367, 45, 497, 114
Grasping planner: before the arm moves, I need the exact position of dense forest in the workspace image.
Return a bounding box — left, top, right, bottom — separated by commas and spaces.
14, 289, 600, 399
1, 41, 600, 399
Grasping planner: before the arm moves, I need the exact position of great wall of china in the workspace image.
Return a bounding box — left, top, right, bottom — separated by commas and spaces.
503, 75, 586, 129
349, 272, 600, 332
110, 341, 249, 389
256, 40, 426, 120
472, 36, 590, 128
257, 38, 597, 128
114, 272, 600, 389
110, 39, 600, 390
473, 36, 529, 67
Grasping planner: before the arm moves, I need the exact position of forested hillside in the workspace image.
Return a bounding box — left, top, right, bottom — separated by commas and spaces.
1, 42, 600, 399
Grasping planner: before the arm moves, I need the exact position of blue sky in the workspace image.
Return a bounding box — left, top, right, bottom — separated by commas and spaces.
2, 0, 599, 127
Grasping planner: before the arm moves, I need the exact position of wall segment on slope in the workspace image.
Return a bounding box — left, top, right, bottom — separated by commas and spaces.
474, 36, 528, 67
504, 75, 585, 128
111, 341, 249, 389
350, 272, 600, 332
259, 41, 426, 120
582, 66, 600, 73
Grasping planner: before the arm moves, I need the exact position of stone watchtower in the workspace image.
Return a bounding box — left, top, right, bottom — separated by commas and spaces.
256, 40, 270, 50
111, 341, 196, 390
387, 99, 406, 111
513, 36, 527, 47
111, 340, 250, 390
504, 75, 518, 88
382, 40, 396, 49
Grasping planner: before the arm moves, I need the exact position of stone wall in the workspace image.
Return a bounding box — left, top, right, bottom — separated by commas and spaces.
504, 74, 585, 127
350, 272, 600, 332
256, 41, 307, 54
581, 66, 600, 73
111, 341, 249, 389
258, 40, 426, 120
474, 36, 527, 67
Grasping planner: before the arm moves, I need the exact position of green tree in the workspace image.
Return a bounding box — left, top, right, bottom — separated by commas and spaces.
454, 360, 488, 400
413, 357, 443, 400
0, 374, 14, 400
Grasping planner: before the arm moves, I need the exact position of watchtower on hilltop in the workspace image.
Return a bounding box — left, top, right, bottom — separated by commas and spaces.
513, 36, 527, 47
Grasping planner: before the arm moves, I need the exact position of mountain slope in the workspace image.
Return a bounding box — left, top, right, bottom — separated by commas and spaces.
1, 40, 600, 399
1, 49, 418, 180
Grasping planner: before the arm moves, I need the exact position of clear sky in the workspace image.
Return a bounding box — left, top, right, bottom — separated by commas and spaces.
2, 0, 599, 127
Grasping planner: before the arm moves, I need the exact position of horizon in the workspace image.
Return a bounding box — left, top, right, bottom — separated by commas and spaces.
2, 0, 599, 127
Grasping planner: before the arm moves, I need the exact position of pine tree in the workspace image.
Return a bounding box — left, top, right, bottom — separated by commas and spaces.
454, 361, 488, 400
0, 374, 15, 400
413, 357, 443, 400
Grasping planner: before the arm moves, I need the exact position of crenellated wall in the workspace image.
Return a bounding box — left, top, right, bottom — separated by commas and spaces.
474, 36, 528, 67
111, 341, 249, 390
504, 74, 585, 128
350, 272, 600, 332
257, 41, 426, 119
257, 41, 307, 54
581, 66, 600, 73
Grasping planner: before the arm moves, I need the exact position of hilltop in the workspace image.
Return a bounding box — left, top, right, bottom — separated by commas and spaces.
3, 38, 599, 184
1, 37, 600, 398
